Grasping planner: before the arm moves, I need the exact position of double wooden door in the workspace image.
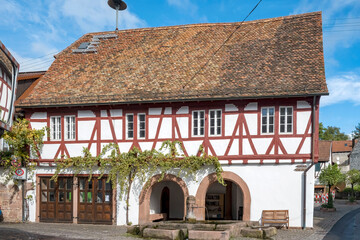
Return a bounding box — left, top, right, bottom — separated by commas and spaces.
78, 177, 112, 224
40, 177, 73, 222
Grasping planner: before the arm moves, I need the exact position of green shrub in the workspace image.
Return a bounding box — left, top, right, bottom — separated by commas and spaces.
349, 196, 356, 202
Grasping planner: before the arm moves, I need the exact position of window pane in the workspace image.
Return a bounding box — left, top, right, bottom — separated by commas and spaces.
80, 192, 85, 203
97, 192, 103, 203
262, 116, 267, 124
280, 108, 285, 115
59, 179, 64, 189
200, 119, 204, 127
50, 180, 55, 189
210, 111, 215, 118
287, 107, 292, 115
280, 125, 285, 133
66, 192, 72, 202
87, 192, 92, 203
269, 116, 274, 124
80, 179, 85, 190
106, 182, 111, 190
200, 111, 204, 118
139, 114, 145, 121
210, 118, 215, 127
193, 127, 198, 136
41, 192, 47, 202
262, 125, 267, 133
88, 180, 93, 190
287, 124, 292, 132
280, 116, 285, 124
217, 118, 221, 127
127, 115, 133, 121
269, 108, 274, 115
217, 126, 221, 135
210, 127, 214, 135
59, 192, 64, 202
66, 178, 72, 190
200, 127, 204, 136
49, 192, 55, 202
287, 116, 292, 124
128, 131, 133, 138
217, 110, 221, 117
269, 125, 274, 133
41, 179, 47, 190
193, 112, 198, 119
98, 179, 103, 190
262, 108, 267, 116
140, 131, 145, 138
105, 193, 111, 203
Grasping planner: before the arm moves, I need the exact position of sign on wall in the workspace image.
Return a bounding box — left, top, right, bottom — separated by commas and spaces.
13, 168, 27, 180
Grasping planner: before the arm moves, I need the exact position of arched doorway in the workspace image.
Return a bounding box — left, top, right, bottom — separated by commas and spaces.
195, 171, 251, 221
138, 174, 189, 224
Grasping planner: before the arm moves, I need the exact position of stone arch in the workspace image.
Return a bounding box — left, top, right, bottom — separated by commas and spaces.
195, 171, 251, 221
138, 174, 189, 224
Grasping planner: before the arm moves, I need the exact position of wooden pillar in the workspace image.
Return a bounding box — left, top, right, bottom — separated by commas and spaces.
73, 177, 78, 224
36, 176, 40, 222
225, 181, 232, 220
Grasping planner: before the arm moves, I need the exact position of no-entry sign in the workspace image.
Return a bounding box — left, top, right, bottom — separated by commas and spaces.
13, 168, 27, 180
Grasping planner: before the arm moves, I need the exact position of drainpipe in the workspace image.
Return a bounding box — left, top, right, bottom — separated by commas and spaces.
302, 96, 317, 229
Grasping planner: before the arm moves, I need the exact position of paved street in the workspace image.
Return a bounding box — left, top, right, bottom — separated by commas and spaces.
0, 200, 359, 240
323, 207, 360, 240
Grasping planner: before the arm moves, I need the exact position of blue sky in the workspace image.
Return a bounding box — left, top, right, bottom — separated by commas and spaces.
0, 0, 359, 135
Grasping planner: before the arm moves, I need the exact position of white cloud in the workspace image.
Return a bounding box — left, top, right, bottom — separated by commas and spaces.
61, 0, 146, 32
321, 73, 360, 107
167, 0, 198, 15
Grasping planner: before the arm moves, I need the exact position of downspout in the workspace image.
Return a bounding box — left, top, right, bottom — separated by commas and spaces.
302, 96, 317, 229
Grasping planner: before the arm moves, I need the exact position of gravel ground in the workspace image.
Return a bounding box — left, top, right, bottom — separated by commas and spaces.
0, 200, 359, 240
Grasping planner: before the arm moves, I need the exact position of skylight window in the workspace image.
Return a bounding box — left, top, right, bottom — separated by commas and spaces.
78, 42, 90, 49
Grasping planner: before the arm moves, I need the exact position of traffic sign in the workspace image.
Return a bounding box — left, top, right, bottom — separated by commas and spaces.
13, 168, 27, 180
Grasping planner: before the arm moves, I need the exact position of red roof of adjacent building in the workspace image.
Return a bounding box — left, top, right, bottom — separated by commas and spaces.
17, 12, 328, 108
319, 140, 332, 162
332, 140, 355, 153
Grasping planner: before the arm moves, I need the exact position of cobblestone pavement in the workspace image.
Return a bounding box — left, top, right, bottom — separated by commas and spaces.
0, 200, 359, 240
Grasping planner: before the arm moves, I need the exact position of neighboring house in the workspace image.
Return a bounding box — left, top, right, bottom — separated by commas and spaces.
350, 140, 360, 171
16, 71, 46, 101
15, 12, 328, 228
314, 140, 332, 193
0, 41, 20, 222
331, 140, 354, 173
0, 41, 19, 136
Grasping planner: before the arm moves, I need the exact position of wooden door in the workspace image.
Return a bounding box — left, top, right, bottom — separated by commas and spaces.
40, 177, 73, 222
78, 177, 112, 224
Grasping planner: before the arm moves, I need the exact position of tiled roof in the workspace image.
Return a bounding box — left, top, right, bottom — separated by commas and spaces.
17, 12, 328, 107
16, 71, 46, 101
332, 140, 355, 153
319, 140, 332, 162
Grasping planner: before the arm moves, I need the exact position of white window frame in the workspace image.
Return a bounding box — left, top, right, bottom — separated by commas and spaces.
192, 110, 205, 137
137, 113, 146, 139
209, 109, 222, 136
50, 116, 61, 140
126, 113, 134, 139
261, 107, 275, 135
279, 106, 293, 134
64, 115, 76, 140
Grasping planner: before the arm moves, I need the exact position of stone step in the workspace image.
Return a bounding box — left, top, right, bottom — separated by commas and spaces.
188, 230, 230, 240
142, 228, 185, 240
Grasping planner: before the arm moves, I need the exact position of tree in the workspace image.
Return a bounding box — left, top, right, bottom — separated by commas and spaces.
1, 119, 46, 183
319, 122, 349, 141
319, 164, 345, 208
353, 123, 360, 139
346, 169, 360, 198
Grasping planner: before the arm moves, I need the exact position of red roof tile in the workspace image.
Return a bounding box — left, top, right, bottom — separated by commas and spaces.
17, 12, 328, 107
319, 140, 332, 162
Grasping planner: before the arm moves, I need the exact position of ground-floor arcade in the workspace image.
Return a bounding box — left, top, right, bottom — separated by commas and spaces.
24, 163, 315, 228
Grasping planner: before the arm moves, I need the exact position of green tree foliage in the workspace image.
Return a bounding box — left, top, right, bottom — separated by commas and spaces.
319, 122, 349, 141
0, 119, 46, 183
352, 123, 360, 139
319, 164, 345, 208
53, 140, 223, 224
346, 169, 360, 198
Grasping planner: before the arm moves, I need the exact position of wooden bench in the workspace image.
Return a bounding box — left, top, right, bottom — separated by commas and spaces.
261, 210, 289, 229
149, 213, 167, 222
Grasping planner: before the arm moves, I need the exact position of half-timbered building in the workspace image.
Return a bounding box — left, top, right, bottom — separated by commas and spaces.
15, 12, 328, 228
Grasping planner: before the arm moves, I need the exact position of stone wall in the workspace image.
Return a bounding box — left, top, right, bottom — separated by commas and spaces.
350, 141, 360, 171
0, 181, 22, 222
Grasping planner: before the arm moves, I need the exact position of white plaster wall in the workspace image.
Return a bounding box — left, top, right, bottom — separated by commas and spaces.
41, 144, 60, 159
225, 115, 238, 136
78, 121, 95, 140
101, 120, 113, 140
31, 112, 47, 119
78, 110, 95, 118
297, 111, 311, 134
210, 139, 230, 156
148, 118, 160, 139
113, 119, 122, 139
66, 143, 88, 157
252, 138, 272, 155
280, 138, 302, 154
244, 102, 258, 111
176, 117, 188, 138
30, 122, 47, 141
225, 104, 238, 112
244, 114, 257, 135
158, 118, 172, 139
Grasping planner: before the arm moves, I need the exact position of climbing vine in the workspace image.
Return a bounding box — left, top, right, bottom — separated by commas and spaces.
52, 140, 223, 224
0, 118, 46, 184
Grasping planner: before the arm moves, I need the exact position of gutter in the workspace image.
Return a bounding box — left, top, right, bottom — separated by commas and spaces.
302, 95, 317, 229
